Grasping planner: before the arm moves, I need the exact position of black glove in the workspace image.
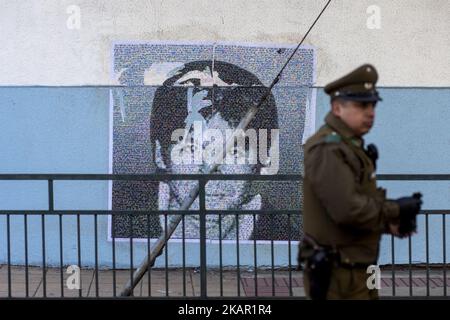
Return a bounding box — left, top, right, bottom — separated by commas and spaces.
394, 193, 423, 235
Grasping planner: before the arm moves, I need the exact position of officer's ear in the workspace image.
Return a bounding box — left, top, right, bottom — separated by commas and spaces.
331, 98, 346, 116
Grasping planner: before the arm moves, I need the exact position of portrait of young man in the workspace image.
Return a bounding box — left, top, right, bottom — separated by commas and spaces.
110, 43, 314, 244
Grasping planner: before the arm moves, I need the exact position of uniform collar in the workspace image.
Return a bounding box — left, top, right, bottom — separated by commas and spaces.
325, 112, 364, 148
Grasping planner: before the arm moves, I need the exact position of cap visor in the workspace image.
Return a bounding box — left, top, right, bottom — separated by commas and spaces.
342, 95, 382, 102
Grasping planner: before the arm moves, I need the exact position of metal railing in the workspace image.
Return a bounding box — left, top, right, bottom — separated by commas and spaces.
0, 173, 449, 299
377, 174, 449, 298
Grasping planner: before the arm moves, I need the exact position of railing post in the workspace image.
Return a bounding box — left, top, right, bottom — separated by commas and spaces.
443, 214, 447, 297
425, 212, 430, 297
391, 235, 395, 296
41, 179, 52, 297
199, 179, 207, 298
56, 178, 64, 297
6, 213, 11, 298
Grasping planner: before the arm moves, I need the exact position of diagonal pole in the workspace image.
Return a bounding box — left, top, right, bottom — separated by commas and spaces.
120, 0, 333, 296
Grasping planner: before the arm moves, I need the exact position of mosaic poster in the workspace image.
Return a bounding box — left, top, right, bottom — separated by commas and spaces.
110, 42, 316, 242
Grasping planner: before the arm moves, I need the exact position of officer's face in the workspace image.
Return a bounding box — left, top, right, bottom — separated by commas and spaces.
332, 99, 376, 136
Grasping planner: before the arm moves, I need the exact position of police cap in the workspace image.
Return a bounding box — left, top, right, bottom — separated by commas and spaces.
324, 64, 382, 102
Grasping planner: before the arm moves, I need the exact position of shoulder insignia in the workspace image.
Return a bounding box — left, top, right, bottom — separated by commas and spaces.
324, 131, 342, 144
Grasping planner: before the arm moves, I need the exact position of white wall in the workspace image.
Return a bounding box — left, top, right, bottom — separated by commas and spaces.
1, 0, 449, 86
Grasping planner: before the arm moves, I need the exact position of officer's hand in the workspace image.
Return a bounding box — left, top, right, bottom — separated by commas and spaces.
394, 193, 423, 235
388, 222, 415, 238
395, 195, 422, 215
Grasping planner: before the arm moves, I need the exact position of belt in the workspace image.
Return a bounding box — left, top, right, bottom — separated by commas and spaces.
301, 235, 374, 270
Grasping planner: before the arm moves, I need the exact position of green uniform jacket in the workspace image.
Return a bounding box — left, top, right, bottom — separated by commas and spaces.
303, 112, 400, 264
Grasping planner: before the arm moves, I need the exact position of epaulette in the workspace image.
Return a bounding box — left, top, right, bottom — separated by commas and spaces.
324, 131, 342, 144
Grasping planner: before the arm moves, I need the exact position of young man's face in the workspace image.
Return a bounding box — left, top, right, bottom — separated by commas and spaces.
153, 69, 264, 239
332, 99, 376, 136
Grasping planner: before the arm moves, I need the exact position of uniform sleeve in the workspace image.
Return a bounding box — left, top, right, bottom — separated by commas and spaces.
305, 143, 399, 232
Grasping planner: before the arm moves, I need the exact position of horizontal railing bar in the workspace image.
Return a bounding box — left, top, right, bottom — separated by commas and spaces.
1, 85, 449, 89
0, 84, 315, 89
0, 173, 449, 181
377, 174, 450, 181
0, 209, 303, 215
0, 174, 303, 181
0, 210, 447, 215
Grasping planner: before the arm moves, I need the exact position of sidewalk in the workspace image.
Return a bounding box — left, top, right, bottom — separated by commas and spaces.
1, 265, 449, 298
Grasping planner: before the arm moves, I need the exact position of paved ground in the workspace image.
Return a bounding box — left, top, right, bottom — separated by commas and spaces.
1, 265, 449, 298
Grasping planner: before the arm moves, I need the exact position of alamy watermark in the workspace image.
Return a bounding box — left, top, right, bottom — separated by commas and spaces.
366, 265, 381, 290
66, 5, 81, 30
66, 265, 81, 290
366, 5, 381, 29
170, 121, 280, 175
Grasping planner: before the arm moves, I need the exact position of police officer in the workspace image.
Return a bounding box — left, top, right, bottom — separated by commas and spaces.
299, 64, 422, 300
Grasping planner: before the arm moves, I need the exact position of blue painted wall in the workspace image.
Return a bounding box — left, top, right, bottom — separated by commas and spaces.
0, 87, 449, 268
